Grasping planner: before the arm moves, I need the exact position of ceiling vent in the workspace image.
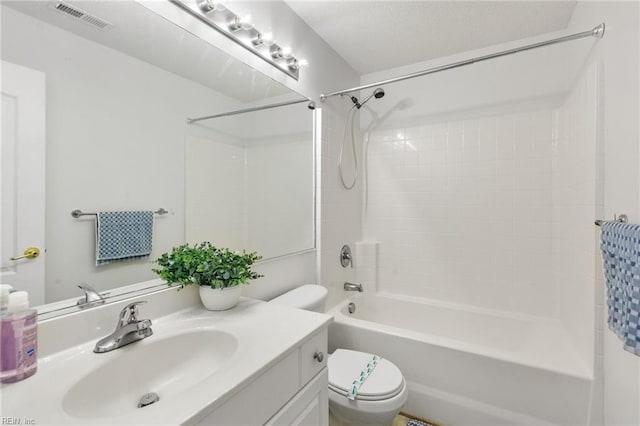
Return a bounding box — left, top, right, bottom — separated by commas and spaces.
50, 2, 113, 30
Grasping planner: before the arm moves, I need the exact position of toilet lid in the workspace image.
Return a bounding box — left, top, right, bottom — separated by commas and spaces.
328, 349, 404, 401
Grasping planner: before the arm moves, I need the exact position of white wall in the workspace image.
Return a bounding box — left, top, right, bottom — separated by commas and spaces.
552, 62, 599, 383
566, 2, 640, 425
358, 27, 578, 130
185, 134, 246, 249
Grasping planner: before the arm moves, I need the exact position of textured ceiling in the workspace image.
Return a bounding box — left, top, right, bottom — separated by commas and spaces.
285, 1, 577, 75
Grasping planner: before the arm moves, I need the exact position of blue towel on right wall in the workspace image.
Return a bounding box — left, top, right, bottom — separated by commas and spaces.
600, 221, 640, 356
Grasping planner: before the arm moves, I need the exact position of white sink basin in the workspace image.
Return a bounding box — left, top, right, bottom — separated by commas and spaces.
1, 298, 331, 425
62, 329, 237, 419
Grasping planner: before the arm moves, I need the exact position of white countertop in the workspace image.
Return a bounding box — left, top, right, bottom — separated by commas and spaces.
1, 297, 332, 425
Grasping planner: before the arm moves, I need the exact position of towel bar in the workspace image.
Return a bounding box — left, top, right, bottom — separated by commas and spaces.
71, 208, 168, 218
595, 214, 628, 227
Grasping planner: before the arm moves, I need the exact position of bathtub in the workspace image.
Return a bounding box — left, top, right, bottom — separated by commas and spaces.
328, 292, 594, 426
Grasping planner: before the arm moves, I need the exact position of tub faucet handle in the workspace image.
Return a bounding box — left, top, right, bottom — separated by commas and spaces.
340, 245, 353, 268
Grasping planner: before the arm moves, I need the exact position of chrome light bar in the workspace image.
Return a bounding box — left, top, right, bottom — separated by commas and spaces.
170, 0, 300, 80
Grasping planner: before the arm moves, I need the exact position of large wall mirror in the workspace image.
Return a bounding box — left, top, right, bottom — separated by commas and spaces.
0, 1, 314, 310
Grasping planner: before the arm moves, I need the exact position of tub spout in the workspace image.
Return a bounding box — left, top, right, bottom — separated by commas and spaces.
344, 282, 363, 292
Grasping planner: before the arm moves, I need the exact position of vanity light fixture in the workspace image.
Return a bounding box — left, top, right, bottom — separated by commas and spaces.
173, 0, 299, 80
228, 14, 252, 32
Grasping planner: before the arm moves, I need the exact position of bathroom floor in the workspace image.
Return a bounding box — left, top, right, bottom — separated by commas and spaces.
392, 412, 441, 426
329, 411, 440, 426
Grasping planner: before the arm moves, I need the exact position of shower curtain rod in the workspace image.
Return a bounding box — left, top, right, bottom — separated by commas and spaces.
187, 98, 309, 124
320, 23, 605, 101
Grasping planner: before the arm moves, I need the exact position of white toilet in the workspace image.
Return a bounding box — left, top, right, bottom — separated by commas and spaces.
271, 285, 408, 425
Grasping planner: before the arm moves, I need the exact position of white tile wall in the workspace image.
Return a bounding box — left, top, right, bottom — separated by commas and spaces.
364, 109, 555, 316
246, 135, 314, 259
318, 107, 364, 303
552, 62, 599, 370
185, 133, 314, 260
358, 61, 602, 423
354, 241, 378, 289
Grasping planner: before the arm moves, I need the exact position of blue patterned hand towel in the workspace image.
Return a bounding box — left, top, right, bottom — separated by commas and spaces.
600, 222, 640, 356
96, 211, 154, 266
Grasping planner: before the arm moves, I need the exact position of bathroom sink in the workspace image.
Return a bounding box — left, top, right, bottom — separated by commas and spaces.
62, 329, 237, 419
2, 298, 331, 425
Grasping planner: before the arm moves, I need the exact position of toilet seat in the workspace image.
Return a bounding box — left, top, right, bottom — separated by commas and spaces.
328, 349, 405, 401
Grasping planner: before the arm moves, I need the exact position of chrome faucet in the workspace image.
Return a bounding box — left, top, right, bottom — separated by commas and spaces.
76, 283, 105, 309
94, 301, 153, 353
344, 282, 363, 292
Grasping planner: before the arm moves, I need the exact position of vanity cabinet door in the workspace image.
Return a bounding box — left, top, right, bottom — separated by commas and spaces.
195, 351, 300, 425
265, 367, 328, 426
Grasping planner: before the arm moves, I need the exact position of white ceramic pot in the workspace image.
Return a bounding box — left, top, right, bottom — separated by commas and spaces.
199, 285, 242, 311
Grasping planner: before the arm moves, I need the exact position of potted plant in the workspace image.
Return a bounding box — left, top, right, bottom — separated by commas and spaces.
153, 242, 262, 310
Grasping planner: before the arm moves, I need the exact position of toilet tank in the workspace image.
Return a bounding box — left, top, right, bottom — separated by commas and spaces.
270, 284, 328, 312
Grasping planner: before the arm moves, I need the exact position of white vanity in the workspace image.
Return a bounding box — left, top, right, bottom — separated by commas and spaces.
1, 286, 331, 425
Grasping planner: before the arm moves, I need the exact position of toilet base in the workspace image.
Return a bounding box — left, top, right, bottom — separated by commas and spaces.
329, 406, 394, 426
328, 382, 408, 426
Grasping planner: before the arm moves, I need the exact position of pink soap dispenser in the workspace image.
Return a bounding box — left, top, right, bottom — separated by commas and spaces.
0, 291, 38, 383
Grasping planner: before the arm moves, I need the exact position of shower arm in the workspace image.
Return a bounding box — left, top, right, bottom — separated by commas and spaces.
320, 23, 605, 101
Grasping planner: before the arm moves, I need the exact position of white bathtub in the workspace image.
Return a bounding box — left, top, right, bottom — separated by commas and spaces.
328, 292, 595, 426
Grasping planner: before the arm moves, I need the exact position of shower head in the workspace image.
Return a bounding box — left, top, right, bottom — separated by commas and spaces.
307, 101, 316, 110
358, 87, 385, 108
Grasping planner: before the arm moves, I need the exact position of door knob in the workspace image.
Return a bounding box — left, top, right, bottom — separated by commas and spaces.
10, 247, 40, 261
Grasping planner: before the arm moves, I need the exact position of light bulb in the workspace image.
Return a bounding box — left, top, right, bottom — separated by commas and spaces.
261, 32, 274, 46
198, 0, 225, 13
228, 14, 252, 31
281, 47, 293, 58
252, 31, 274, 46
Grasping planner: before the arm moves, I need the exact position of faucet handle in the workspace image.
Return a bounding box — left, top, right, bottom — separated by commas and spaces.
119, 301, 147, 326
340, 245, 353, 268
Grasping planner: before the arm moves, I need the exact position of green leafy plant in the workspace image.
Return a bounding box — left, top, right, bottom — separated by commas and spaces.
153, 242, 263, 289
